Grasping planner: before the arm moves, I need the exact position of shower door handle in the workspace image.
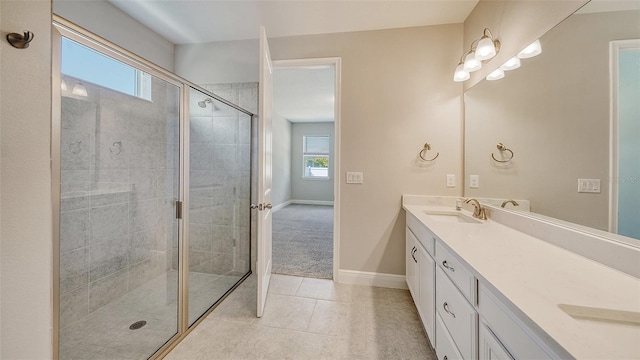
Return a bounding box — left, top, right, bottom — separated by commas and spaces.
175, 200, 183, 219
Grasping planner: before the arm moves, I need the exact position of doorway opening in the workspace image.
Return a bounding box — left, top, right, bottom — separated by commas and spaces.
271, 58, 341, 280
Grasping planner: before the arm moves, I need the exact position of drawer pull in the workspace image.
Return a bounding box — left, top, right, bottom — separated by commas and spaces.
411, 247, 417, 263
443, 357, 448, 360
443, 302, 456, 318
442, 260, 455, 272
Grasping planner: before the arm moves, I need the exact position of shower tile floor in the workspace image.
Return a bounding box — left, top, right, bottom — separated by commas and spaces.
60, 271, 244, 360
166, 274, 436, 360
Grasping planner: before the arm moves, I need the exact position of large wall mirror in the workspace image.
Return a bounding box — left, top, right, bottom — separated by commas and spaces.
464, 1, 640, 241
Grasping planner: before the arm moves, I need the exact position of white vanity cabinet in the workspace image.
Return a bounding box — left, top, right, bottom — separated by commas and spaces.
477, 284, 558, 359
406, 227, 418, 298
479, 321, 513, 360
406, 213, 436, 348
433, 238, 479, 360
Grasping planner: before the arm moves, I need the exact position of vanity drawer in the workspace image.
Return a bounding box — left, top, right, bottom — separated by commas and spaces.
436, 266, 478, 360
436, 313, 465, 360
436, 240, 476, 302
407, 213, 435, 256
478, 284, 557, 359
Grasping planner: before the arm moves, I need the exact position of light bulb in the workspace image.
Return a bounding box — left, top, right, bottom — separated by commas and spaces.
486, 69, 505, 81
517, 39, 542, 59
500, 57, 521, 71
61, 79, 68, 91
463, 52, 482, 72
72, 83, 88, 97
475, 36, 497, 61
453, 63, 470, 82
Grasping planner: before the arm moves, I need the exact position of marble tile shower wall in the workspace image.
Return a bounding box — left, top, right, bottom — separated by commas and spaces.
186, 83, 257, 277
59, 76, 179, 329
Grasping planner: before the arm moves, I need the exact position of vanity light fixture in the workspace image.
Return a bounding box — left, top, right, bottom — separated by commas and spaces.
72, 82, 88, 97
463, 51, 482, 72
486, 69, 505, 81
453, 61, 471, 82
517, 39, 542, 59
475, 28, 500, 61
453, 28, 500, 82
500, 56, 521, 71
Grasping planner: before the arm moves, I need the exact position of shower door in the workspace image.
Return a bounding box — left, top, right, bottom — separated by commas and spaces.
187, 86, 252, 325
56, 35, 181, 359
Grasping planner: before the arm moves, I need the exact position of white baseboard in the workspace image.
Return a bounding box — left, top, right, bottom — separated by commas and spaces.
273, 200, 334, 211
291, 199, 334, 206
337, 269, 408, 289
272, 200, 293, 212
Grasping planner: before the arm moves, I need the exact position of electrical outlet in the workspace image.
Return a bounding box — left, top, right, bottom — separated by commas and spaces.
470, 175, 480, 188
446, 174, 456, 188
346, 172, 363, 184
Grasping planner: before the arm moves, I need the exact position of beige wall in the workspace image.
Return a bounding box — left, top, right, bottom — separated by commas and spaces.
463, 0, 587, 89
465, 10, 640, 231
269, 26, 464, 275
1, 0, 53, 358
177, 39, 259, 84
176, 25, 465, 275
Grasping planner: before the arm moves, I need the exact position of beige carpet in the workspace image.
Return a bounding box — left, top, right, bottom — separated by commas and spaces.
272, 204, 333, 279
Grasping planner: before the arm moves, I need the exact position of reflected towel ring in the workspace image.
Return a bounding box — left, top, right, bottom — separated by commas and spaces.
491, 143, 514, 163
419, 143, 439, 161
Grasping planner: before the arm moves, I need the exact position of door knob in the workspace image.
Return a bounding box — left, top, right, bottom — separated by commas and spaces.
250, 203, 272, 211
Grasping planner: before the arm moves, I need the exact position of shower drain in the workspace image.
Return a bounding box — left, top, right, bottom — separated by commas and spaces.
129, 320, 147, 330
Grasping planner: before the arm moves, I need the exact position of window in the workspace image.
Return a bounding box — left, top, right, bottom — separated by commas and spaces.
303, 135, 330, 178
61, 37, 152, 100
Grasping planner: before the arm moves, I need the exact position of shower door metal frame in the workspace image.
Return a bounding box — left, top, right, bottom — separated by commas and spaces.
51, 15, 254, 360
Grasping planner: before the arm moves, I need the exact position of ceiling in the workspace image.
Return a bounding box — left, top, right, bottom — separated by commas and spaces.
108, 0, 478, 44
101, 1, 477, 123
273, 66, 335, 123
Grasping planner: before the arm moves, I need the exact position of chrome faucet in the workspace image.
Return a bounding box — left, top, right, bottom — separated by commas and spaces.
501, 199, 519, 208
465, 198, 487, 220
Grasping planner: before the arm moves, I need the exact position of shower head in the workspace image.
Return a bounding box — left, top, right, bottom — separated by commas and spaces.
197, 98, 213, 108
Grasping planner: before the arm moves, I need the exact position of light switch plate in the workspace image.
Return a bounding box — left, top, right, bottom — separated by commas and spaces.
346, 172, 363, 184
470, 175, 479, 189
578, 178, 601, 193
446, 174, 456, 188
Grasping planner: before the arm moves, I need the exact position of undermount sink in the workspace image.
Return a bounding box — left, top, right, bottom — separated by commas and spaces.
423, 210, 483, 224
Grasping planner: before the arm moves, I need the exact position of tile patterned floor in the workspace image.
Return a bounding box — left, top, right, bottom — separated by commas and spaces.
166, 274, 437, 360
60, 271, 243, 360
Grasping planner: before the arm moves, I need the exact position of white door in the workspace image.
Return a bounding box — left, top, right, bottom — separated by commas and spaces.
257, 26, 274, 318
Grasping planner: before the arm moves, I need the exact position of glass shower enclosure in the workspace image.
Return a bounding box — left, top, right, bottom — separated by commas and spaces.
53, 20, 252, 360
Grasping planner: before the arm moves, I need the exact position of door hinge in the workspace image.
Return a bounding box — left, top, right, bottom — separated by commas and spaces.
176, 200, 183, 219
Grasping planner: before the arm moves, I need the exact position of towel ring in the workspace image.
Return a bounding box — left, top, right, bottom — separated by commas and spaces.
419, 143, 439, 162
491, 143, 514, 163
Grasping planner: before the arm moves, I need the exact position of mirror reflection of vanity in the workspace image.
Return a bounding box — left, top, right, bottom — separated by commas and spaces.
464, 1, 640, 241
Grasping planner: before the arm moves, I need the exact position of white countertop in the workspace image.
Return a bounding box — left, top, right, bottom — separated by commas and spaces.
403, 198, 640, 360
